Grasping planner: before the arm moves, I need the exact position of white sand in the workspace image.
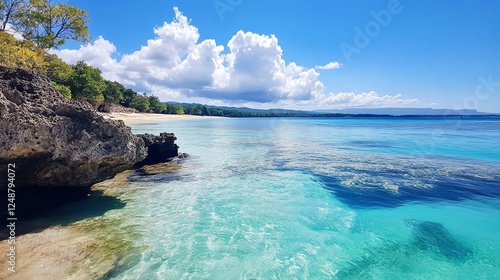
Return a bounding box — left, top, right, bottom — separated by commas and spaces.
99, 112, 223, 125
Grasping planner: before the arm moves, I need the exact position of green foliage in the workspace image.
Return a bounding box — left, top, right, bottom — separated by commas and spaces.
148, 95, 166, 113
103, 80, 125, 104
43, 53, 72, 84
69, 61, 105, 101
0, 30, 45, 69
51, 81, 71, 98
173, 104, 184, 114
184, 104, 204, 115
122, 88, 137, 107
129, 93, 150, 112
16, 0, 90, 49
165, 104, 184, 114
182, 104, 211, 116
162, 104, 362, 118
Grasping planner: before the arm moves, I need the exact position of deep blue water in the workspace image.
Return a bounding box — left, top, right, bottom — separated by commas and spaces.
99, 117, 500, 279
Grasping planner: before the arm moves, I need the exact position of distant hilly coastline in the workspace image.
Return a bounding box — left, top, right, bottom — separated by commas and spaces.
165, 102, 498, 116
313, 107, 497, 116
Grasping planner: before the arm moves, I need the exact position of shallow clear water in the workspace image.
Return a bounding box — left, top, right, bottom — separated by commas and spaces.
104, 117, 500, 279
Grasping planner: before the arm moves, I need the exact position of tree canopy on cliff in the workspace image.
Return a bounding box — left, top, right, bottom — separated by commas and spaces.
1, 0, 89, 49
43, 53, 72, 82
0, 0, 89, 69
0, 1, 166, 113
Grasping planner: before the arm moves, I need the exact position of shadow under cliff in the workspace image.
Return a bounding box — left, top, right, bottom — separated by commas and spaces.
1, 185, 125, 240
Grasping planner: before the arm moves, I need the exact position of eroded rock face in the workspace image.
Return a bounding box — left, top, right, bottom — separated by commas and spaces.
0, 66, 148, 189
136, 133, 179, 167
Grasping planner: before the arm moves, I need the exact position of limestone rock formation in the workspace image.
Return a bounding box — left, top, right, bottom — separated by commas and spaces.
0, 66, 176, 189
135, 133, 179, 167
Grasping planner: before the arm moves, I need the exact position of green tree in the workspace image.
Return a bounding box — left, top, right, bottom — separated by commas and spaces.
208, 108, 224, 116
165, 104, 180, 114
68, 61, 105, 101
42, 53, 72, 84
165, 104, 173, 114
173, 104, 184, 114
17, 0, 90, 49
202, 105, 210, 116
103, 80, 125, 104
148, 95, 166, 113
185, 105, 205, 115
122, 88, 137, 107
130, 93, 150, 112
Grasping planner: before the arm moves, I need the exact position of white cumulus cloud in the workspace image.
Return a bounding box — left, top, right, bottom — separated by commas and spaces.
51, 7, 418, 108
53, 36, 122, 81
53, 8, 326, 103
318, 91, 419, 108
201, 30, 325, 102
315, 61, 342, 70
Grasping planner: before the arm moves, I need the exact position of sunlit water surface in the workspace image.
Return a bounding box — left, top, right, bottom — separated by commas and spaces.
101, 117, 500, 279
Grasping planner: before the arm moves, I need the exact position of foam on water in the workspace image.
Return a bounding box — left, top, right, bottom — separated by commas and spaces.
101, 117, 500, 279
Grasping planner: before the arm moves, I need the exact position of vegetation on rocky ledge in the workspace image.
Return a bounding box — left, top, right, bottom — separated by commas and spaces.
0, 0, 169, 113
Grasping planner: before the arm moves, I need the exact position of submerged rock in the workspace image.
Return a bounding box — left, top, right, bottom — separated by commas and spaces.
408, 220, 472, 261
0, 219, 143, 280
337, 220, 473, 278
178, 152, 189, 159
0, 66, 177, 190
136, 161, 182, 175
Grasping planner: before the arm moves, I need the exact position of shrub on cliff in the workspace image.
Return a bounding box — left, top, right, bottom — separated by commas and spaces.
0, 31, 45, 69
51, 81, 71, 99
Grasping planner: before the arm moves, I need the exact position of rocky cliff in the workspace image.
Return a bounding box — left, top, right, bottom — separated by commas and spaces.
0, 66, 177, 190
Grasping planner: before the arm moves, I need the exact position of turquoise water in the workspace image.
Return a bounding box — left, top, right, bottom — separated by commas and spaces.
104, 117, 500, 279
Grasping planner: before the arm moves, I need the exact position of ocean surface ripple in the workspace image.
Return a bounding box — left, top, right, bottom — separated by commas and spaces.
99, 117, 500, 279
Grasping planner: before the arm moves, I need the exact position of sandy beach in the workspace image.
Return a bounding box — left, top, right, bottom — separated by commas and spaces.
99, 112, 223, 125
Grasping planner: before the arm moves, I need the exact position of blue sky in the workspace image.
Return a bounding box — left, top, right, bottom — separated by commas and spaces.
58, 0, 500, 112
